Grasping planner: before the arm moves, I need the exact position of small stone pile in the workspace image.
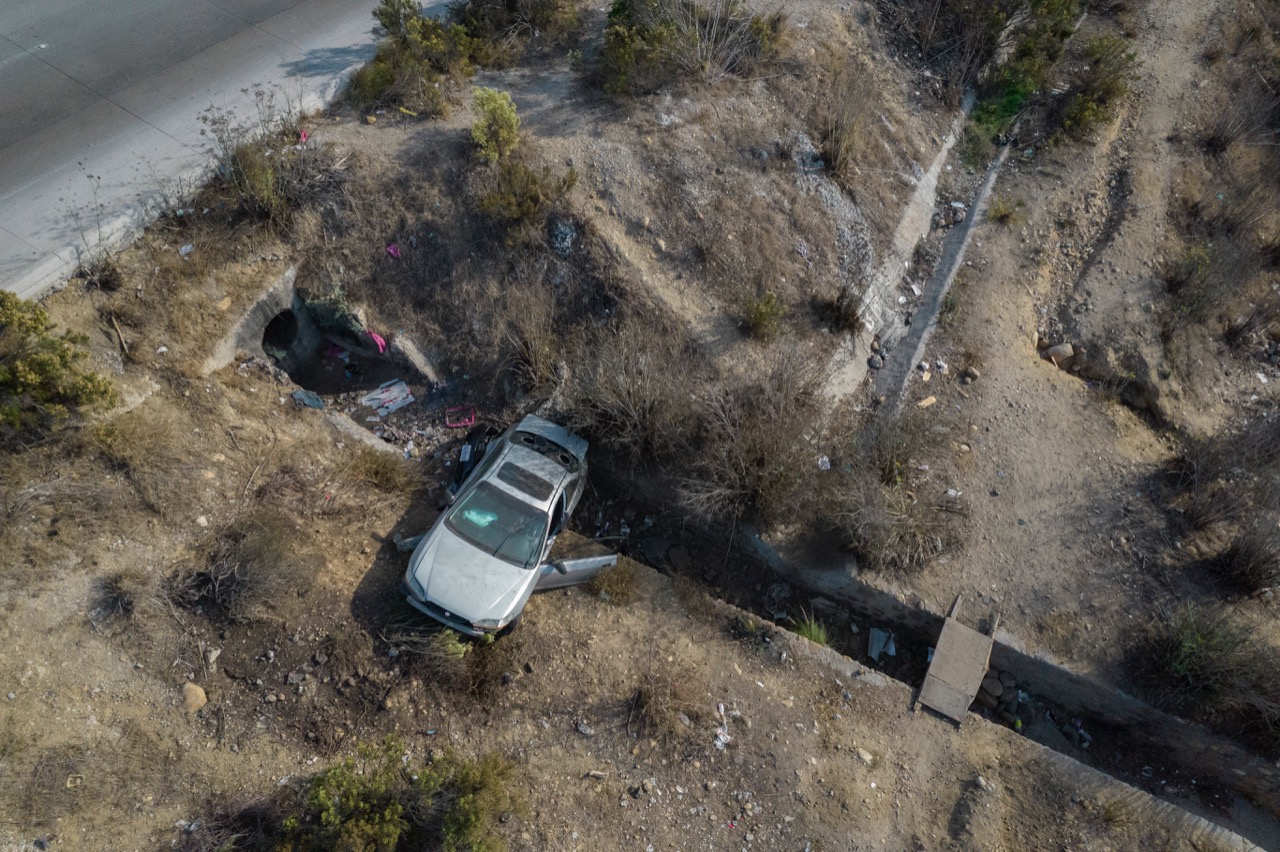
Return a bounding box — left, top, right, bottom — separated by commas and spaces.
973, 667, 1022, 725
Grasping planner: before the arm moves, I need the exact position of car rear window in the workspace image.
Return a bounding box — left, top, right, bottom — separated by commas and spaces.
496, 462, 554, 501
513, 431, 579, 470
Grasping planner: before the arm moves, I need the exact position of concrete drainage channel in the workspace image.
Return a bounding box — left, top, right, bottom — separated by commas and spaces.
731, 532, 1280, 848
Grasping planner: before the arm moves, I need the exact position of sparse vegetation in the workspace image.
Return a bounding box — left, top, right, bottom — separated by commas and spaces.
588, 559, 643, 605
343, 446, 423, 495
1061, 36, 1139, 138
479, 159, 578, 231
742, 290, 786, 340
602, 0, 785, 95
1129, 605, 1280, 754
792, 610, 829, 646
986, 195, 1024, 226
166, 511, 309, 622
0, 292, 115, 447
199, 85, 348, 226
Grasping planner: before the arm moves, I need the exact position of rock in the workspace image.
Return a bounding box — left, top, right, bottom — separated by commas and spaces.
1045, 343, 1074, 366
667, 545, 692, 572
205, 648, 221, 666
963, 366, 980, 381
998, 671, 1016, 688
867, 355, 884, 370
195, 516, 208, 528
642, 777, 657, 793
975, 775, 995, 793
980, 676, 1004, 698
975, 690, 999, 710
855, 747, 875, 765
183, 682, 207, 712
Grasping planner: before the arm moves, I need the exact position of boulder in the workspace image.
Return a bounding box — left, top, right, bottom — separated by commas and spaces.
980, 676, 1004, 699
183, 682, 207, 712
1045, 343, 1074, 367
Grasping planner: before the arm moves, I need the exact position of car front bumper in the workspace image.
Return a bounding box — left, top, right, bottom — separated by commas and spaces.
401, 580, 490, 637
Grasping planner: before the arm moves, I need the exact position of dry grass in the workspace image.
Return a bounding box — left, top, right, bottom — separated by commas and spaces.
1129, 605, 1280, 756
166, 510, 309, 622
93, 399, 202, 518
628, 655, 711, 749
340, 445, 423, 496
1216, 522, 1280, 595
588, 559, 644, 605
89, 568, 156, 629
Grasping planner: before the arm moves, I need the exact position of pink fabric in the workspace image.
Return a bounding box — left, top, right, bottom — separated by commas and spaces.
367, 331, 387, 353
299, 128, 309, 143
386, 243, 401, 258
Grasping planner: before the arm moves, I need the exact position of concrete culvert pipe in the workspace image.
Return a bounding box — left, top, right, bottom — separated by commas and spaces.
262, 309, 298, 356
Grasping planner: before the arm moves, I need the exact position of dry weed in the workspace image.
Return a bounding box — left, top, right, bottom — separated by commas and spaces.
94, 400, 200, 517
166, 510, 309, 622
628, 654, 710, 749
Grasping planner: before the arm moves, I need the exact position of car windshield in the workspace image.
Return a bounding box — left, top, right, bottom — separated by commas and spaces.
445, 482, 548, 568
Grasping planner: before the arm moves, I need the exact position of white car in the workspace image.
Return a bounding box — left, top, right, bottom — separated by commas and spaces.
401, 415, 614, 636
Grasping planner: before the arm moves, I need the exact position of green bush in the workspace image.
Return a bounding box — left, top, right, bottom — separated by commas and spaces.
743, 291, 786, 340
374, 0, 421, 40
1062, 36, 1138, 138
0, 292, 114, 446
602, 0, 783, 96
471, 88, 521, 162
478, 160, 577, 228
348, 5, 477, 111
280, 736, 517, 852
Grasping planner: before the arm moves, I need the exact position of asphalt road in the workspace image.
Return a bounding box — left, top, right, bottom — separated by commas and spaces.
0, 0, 380, 298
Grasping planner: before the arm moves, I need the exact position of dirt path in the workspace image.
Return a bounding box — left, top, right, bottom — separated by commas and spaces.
890, 0, 1228, 677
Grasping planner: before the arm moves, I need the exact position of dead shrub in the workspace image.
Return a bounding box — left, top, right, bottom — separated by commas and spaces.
824, 407, 962, 575
820, 68, 876, 188
628, 656, 710, 747
563, 318, 700, 463
879, 0, 1028, 105
679, 344, 827, 525
12, 744, 89, 829
1217, 522, 1280, 595
90, 569, 155, 628
341, 445, 423, 496
1181, 483, 1249, 530
175, 798, 287, 852
387, 622, 475, 690
166, 511, 308, 622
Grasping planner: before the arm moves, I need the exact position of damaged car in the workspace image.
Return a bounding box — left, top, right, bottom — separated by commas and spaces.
401, 414, 615, 636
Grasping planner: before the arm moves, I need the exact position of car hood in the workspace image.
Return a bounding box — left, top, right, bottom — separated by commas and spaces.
407, 524, 538, 625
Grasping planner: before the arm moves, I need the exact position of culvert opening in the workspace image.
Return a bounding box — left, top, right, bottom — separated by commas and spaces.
262, 309, 298, 355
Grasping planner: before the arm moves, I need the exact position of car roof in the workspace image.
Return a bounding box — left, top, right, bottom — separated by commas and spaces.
483, 441, 570, 510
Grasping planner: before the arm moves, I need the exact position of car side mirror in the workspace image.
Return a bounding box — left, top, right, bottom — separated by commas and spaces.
551, 561, 568, 575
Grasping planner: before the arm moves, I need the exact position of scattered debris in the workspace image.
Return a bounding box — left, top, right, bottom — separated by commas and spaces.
867, 628, 896, 662
360, 380, 414, 417
291, 389, 324, 409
